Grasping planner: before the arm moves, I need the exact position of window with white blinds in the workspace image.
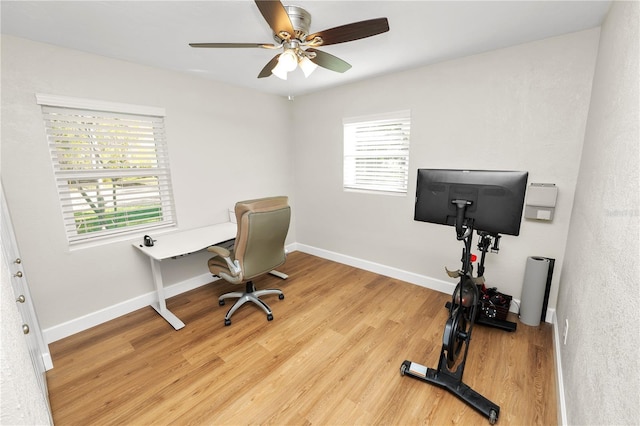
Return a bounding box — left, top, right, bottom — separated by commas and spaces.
37, 94, 176, 244
343, 110, 411, 194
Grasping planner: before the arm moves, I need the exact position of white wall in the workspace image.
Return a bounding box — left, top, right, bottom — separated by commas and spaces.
292, 29, 600, 309
1, 35, 295, 330
557, 1, 639, 425
1, 28, 602, 339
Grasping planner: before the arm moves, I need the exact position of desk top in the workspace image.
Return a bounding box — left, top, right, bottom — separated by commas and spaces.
133, 222, 237, 261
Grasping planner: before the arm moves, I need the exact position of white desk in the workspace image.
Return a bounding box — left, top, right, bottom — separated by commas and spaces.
134, 222, 237, 330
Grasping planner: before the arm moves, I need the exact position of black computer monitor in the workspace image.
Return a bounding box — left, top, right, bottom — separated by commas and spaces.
414, 169, 529, 236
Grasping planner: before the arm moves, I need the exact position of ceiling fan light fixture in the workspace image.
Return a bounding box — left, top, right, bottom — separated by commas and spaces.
278, 49, 298, 72
298, 56, 318, 78
271, 61, 289, 80
191, 1, 390, 81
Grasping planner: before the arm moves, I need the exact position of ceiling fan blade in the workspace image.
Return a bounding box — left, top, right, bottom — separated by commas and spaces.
189, 43, 276, 48
306, 49, 352, 73
258, 54, 281, 78
306, 17, 389, 46
255, 0, 295, 39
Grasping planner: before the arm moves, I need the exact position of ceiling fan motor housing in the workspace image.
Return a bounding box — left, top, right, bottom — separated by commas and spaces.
275, 5, 312, 42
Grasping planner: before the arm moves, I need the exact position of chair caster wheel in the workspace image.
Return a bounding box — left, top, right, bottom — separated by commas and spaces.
267, 314, 273, 321
224, 319, 231, 326
219, 300, 225, 306
279, 294, 285, 300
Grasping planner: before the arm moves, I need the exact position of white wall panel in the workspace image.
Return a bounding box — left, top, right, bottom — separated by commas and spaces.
1, 35, 295, 330
291, 29, 600, 311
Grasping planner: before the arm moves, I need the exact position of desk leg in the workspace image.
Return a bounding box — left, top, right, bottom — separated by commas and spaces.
149, 258, 185, 330
269, 270, 289, 280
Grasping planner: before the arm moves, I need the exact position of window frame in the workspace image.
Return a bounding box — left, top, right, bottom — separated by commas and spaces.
343, 110, 411, 196
36, 94, 177, 245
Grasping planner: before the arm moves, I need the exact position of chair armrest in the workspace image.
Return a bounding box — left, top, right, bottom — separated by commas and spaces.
207, 246, 241, 277
208, 246, 230, 258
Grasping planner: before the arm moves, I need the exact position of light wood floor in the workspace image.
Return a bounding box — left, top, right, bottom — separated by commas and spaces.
46, 251, 556, 425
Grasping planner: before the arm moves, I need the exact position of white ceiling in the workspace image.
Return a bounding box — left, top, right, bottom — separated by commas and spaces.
1, 1, 611, 98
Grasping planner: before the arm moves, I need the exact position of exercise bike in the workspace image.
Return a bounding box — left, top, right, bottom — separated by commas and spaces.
444, 231, 517, 333
400, 200, 500, 424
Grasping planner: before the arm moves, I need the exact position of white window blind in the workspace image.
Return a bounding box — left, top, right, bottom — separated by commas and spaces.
343, 110, 411, 194
37, 95, 176, 244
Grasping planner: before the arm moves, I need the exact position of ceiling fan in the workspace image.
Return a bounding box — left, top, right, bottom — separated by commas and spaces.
189, 0, 389, 80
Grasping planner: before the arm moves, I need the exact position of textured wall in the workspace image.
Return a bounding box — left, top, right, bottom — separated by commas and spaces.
1, 35, 294, 329
557, 1, 639, 425
291, 30, 599, 311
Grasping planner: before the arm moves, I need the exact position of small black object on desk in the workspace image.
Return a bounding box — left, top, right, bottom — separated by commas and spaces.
143, 235, 155, 247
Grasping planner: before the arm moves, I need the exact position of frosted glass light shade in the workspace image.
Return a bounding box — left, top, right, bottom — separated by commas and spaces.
299, 56, 318, 78
271, 62, 288, 80
278, 50, 298, 71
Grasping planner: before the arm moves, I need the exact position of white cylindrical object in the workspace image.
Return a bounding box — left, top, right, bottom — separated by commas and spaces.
520, 256, 551, 326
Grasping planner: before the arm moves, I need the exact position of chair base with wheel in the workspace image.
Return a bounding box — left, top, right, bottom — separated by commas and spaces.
218, 280, 285, 326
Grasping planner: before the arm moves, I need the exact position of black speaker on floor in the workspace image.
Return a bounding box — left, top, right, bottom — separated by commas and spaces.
539, 257, 555, 323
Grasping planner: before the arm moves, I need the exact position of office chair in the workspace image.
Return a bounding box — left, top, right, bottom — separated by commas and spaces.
207, 196, 290, 326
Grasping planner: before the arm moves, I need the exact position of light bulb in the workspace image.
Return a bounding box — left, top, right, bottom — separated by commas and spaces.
278, 50, 298, 72
298, 56, 318, 78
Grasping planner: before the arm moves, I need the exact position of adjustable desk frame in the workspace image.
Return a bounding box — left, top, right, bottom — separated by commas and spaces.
133, 222, 237, 330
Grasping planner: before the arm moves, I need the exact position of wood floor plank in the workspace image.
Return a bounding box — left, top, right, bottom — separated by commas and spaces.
46, 251, 556, 425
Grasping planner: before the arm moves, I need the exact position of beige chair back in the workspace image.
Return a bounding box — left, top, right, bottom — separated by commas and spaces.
233, 196, 290, 280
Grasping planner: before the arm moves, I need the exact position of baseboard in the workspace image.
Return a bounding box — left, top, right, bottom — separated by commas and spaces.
552, 311, 568, 425
295, 244, 536, 317
545, 308, 556, 324
42, 242, 551, 346
42, 352, 54, 371
295, 243, 456, 294
43, 243, 300, 344
42, 272, 218, 344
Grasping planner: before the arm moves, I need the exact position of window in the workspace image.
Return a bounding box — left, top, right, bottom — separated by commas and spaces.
343, 110, 411, 195
37, 94, 176, 244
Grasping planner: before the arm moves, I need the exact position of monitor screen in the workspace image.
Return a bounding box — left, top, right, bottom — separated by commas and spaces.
414, 169, 529, 236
